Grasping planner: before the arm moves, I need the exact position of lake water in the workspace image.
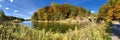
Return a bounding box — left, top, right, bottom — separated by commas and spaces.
21, 21, 80, 33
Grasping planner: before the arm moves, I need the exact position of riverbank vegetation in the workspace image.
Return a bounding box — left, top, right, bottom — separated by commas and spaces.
0, 22, 111, 40
0, 10, 25, 22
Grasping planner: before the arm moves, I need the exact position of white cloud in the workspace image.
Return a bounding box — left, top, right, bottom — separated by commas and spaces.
24, 17, 30, 19
29, 12, 34, 14
91, 11, 95, 13
5, 7, 9, 10
14, 10, 19, 13
0, 0, 4, 2
14, 13, 30, 19
0, 0, 2, 2
0, 0, 3, 2
10, 0, 13, 3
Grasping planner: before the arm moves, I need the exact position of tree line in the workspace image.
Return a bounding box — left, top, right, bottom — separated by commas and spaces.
32, 2, 94, 21
98, 0, 120, 21
0, 10, 25, 22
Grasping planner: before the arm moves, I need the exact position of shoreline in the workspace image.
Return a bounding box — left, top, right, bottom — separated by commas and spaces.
31, 19, 90, 24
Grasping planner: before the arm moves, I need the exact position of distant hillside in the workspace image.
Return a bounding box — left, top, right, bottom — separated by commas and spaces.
32, 2, 94, 21
0, 10, 24, 22
98, 0, 120, 21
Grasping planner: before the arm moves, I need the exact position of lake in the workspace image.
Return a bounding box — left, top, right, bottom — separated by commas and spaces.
21, 21, 81, 33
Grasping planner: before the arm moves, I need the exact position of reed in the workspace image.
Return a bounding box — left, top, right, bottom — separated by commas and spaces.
0, 22, 111, 40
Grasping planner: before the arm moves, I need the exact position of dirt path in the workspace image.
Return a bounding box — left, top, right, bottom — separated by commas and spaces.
112, 24, 120, 40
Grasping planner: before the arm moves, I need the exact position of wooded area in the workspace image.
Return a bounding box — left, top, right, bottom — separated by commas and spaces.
0, 10, 25, 22
98, 0, 120, 21
32, 2, 95, 21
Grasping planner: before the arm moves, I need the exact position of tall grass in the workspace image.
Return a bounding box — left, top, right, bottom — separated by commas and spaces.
0, 22, 111, 40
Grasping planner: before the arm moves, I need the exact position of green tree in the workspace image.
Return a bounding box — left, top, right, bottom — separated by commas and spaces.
32, 12, 38, 21
0, 10, 5, 22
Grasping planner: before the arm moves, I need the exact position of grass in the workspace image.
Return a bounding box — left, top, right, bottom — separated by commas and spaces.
0, 22, 111, 40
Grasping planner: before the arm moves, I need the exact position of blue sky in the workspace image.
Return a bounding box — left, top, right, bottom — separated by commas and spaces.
0, 0, 107, 19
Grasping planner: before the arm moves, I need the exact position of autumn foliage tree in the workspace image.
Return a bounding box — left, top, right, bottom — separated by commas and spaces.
98, 0, 120, 21
32, 2, 93, 21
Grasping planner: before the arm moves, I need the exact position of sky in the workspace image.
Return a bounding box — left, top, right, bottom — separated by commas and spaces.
0, 0, 107, 19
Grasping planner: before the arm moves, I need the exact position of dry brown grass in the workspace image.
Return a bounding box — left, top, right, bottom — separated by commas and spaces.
0, 22, 111, 40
